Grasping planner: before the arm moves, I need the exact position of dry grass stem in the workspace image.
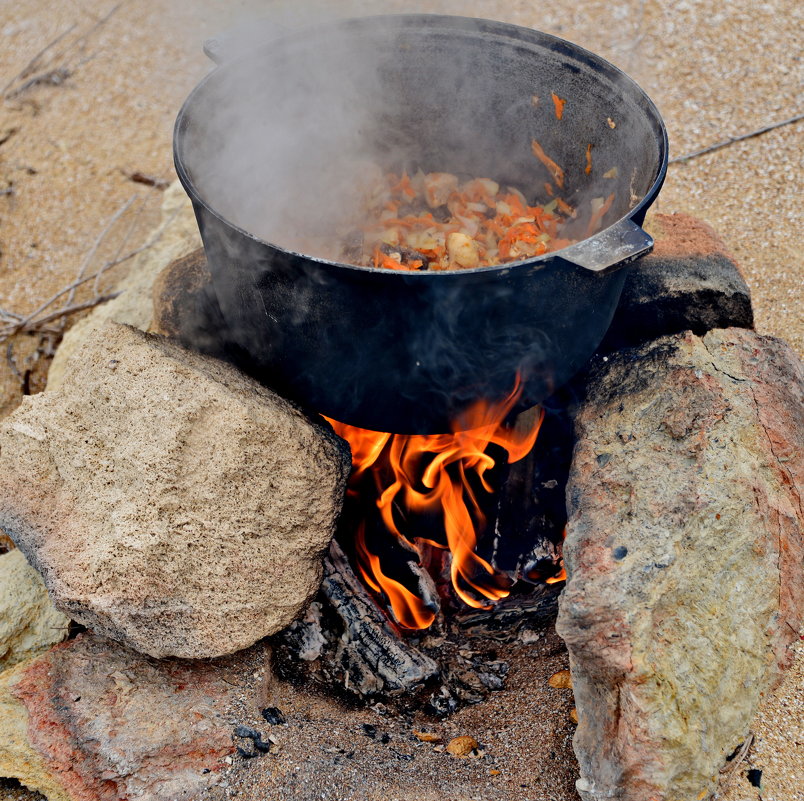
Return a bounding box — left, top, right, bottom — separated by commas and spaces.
670, 114, 804, 163
2, 2, 125, 100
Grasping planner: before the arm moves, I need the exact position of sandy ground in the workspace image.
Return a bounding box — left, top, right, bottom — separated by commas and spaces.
0, 1, 801, 800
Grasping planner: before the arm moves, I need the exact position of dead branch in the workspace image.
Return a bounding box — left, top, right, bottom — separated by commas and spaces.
6, 68, 72, 99
65, 194, 136, 309
0, 203, 173, 346
2, 2, 124, 99
0, 23, 77, 96
68, 2, 125, 60
29, 294, 121, 328
670, 113, 804, 164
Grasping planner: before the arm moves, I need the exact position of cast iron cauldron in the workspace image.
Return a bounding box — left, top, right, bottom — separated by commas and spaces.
174, 15, 668, 434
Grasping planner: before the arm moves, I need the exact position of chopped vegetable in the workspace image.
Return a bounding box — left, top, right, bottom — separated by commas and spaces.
551, 92, 566, 120
585, 143, 593, 175
530, 139, 565, 189
586, 193, 615, 237
340, 166, 578, 271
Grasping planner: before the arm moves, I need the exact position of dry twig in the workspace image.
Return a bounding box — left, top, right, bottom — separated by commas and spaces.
715, 732, 755, 796
2, 2, 125, 99
0, 23, 77, 96
670, 114, 804, 164
0, 197, 172, 347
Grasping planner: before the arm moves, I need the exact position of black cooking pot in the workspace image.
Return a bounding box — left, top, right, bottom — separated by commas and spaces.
174, 15, 668, 434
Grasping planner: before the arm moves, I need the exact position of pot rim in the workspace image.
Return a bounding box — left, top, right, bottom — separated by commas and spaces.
173, 13, 669, 279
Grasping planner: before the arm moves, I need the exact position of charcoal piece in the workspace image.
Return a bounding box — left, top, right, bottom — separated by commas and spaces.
361, 723, 377, 738
438, 647, 510, 705
234, 724, 260, 739
346, 509, 441, 627
275, 540, 439, 699
261, 707, 286, 726
425, 686, 459, 717
452, 585, 562, 640
321, 541, 439, 695
482, 404, 573, 582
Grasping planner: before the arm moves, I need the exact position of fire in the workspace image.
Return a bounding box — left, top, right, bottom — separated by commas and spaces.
326, 377, 544, 630
546, 527, 568, 584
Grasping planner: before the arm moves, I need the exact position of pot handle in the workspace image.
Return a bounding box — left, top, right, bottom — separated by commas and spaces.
563, 218, 653, 274
203, 20, 290, 64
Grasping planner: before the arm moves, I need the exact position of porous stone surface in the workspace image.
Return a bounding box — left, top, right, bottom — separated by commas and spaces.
0, 321, 350, 659
0, 633, 236, 801
601, 213, 754, 352
0, 549, 70, 672
46, 182, 201, 393
556, 327, 804, 801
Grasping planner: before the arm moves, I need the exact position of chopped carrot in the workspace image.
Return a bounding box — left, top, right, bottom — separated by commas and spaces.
531, 139, 565, 189
392, 172, 416, 199
544, 182, 554, 197
585, 193, 615, 237
556, 198, 575, 217
551, 92, 566, 120
585, 143, 593, 175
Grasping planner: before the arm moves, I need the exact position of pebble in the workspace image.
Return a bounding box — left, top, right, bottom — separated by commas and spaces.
413, 731, 442, 743
446, 736, 479, 757
548, 669, 573, 689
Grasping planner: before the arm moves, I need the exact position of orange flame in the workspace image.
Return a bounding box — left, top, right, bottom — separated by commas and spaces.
326, 377, 544, 629
545, 526, 567, 584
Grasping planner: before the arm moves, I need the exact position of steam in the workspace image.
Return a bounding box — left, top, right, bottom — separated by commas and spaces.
173, 7, 662, 432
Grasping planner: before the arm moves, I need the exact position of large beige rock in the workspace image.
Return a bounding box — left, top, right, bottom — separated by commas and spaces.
46, 181, 200, 392
0, 633, 238, 801
0, 322, 350, 659
0, 549, 70, 671
556, 328, 804, 801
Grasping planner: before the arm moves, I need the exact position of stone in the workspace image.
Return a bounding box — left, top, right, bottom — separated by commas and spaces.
0, 549, 70, 671
0, 632, 237, 801
0, 322, 350, 659
46, 181, 201, 392
445, 736, 479, 757
600, 213, 754, 352
150, 247, 233, 361
556, 327, 804, 801
547, 669, 572, 689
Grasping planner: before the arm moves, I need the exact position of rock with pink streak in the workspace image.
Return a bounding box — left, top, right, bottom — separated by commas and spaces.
0, 632, 240, 801
556, 327, 804, 801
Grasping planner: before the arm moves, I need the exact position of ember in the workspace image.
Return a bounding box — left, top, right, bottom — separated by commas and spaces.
326, 377, 545, 629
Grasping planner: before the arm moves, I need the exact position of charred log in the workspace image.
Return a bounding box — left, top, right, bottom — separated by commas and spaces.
275, 540, 439, 698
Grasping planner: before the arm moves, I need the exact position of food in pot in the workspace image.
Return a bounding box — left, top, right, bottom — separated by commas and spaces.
339, 160, 580, 272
